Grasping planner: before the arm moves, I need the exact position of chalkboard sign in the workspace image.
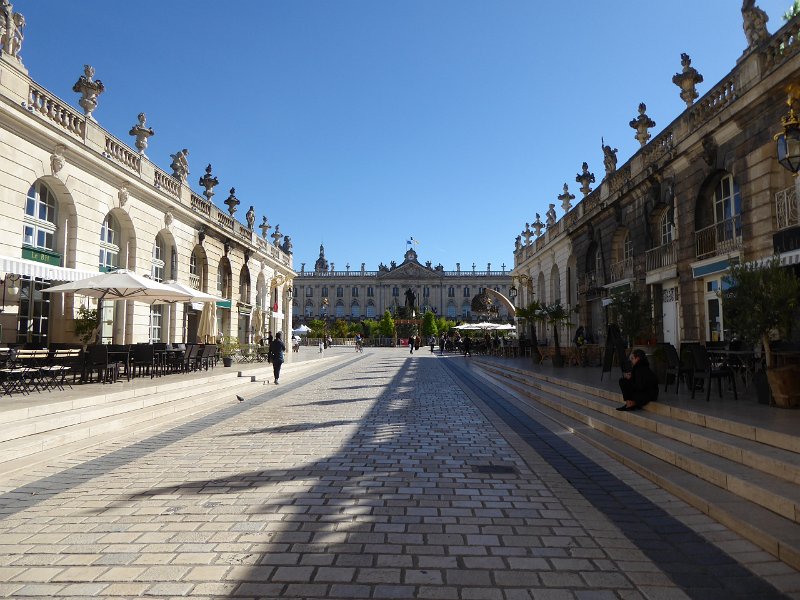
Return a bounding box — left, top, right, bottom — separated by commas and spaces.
600, 323, 630, 381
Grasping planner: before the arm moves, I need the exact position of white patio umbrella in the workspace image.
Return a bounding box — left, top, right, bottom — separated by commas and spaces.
292, 324, 311, 335
44, 270, 194, 303
197, 301, 217, 343
159, 281, 226, 303
253, 307, 264, 343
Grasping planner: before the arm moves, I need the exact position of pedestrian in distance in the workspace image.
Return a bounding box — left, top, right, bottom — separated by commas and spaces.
429, 335, 436, 353
269, 331, 286, 384
463, 335, 472, 357
409, 336, 414, 354
617, 348, 659, 411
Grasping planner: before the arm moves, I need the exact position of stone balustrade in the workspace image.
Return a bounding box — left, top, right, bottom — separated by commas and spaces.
104, 136, 141, 172
764, 15, 800, 73
27, 84, 85, 138
690, 76, 737, 128
189, 273, 200, 290
217, 211, 234, 230
190, 193, 212, 218
153, 169, 180, 198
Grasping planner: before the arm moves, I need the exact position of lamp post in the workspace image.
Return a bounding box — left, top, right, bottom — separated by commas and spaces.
776, 87, 800, 200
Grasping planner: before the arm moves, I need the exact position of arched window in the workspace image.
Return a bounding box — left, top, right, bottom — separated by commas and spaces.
550, 265, 561, 304
659, 211, 674, 246
23, 182, 57, 252
99, 214, 120, 272
446, 302, 456, 318
366, 300, 376, 318
239, 267, 250, 304
537, 272, 546, 305
335, 300, 345, 318
217, 260, 231, 298
151, 237, 165, 282
461, 301, 470, 318
351, 301, 361, 318
305, 300, 314, 318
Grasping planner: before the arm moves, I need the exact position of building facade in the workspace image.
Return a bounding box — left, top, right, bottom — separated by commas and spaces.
512, 5, 800, 350
0, 5, 295, 348
294, 246, 513, 324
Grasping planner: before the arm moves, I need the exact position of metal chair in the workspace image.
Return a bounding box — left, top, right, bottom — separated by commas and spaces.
688, 344, 738, 401
661, 343, 693, 393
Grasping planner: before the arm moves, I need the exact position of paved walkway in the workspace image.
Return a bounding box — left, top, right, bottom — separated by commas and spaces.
0, 348, 797, 598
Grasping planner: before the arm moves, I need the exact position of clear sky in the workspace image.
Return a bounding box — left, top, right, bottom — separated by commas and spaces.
14, 0, 795, 274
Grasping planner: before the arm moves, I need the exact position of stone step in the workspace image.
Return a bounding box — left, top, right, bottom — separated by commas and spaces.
0, 372, 245, 444
476, 359, 800, 455
0, 376, 255, 466
476, 362, 800, 570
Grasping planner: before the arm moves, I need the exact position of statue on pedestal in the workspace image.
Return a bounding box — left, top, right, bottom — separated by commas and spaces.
170, 149, 190, 181
129, 113, 155, 155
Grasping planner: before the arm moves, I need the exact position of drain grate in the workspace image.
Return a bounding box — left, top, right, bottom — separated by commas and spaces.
474, 464, 517, 475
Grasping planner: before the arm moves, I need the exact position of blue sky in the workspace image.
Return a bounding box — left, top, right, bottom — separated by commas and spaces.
15, 0, 794, 274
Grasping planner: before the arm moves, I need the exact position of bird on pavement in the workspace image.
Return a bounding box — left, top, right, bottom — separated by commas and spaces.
236, 395, 245, 402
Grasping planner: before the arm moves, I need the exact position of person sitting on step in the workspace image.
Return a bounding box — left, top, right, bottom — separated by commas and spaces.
617, 348, 659, 411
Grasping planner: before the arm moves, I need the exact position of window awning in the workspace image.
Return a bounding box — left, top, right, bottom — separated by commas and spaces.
0, 255, 97, 282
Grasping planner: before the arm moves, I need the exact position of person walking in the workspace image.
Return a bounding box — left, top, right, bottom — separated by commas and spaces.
439, 332, 446, 355
409, 336, 414, 354
617, 348, 659, 411
268, 331, 286, 384
463, 335, 472, 357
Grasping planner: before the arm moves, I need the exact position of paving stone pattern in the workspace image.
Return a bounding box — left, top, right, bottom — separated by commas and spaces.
0, 349, 796, 599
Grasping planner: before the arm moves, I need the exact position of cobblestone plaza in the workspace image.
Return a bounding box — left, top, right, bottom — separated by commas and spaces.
0, 349, 796, 599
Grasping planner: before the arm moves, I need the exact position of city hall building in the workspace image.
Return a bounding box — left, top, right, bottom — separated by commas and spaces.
0, 5, 295, 348
512, 5, 800, 350
293, 245, 513, 324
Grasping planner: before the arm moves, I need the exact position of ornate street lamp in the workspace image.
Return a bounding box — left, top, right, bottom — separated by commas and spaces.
509, 285, 518, 306
776, 87, 800, 178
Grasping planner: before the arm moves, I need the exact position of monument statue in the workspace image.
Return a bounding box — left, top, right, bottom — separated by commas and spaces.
169, 148, 189, 181
404, 287, 417, 311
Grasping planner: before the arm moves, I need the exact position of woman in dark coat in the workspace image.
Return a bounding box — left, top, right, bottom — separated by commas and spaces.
268, 331, 286, 384
617, 348, 659, 411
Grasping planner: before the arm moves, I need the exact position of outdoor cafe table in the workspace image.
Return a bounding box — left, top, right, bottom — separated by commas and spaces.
706, 349, 758, 388
106, 347, 132, 381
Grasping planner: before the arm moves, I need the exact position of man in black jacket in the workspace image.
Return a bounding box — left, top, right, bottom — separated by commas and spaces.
617, 348, 659, 411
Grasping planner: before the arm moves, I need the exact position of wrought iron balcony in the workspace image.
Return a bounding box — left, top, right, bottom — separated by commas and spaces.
775, 184, 799, 230
695, 215, 742, 260
608, 257, 634, 283
645, 240, 677, 272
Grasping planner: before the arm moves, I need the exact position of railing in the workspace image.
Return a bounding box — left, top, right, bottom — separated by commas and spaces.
764, 14, 800, 73
645, 240, 677, 271
690, 75, 737, 128
578, 271, 602, 293
642, 128, 674, 167
190, 193, 212, 218
153, 170, 180, 197
217, 211, 234, 230
608, 257, 633, 283
695, 215, 743, 260
775, 184, 799, 230
189, 273, 200, 290
104, 136, 141, 172
27, 84, 85, 138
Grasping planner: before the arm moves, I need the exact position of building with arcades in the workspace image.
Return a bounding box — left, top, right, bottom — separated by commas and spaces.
512, 4, 800, 351
293, 246, 513, 325
0, 5, 295, 349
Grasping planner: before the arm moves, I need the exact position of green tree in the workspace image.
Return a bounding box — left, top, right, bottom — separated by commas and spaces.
721, 257, 800, 367
377, 310, 395, 337
307, 318, 326, 338
422, 311, 438, 337
347, 322, 362, 337
435, 316, 455, 334
515, 300, 544, 363
609, 288, 653, 346
73, 305, 99, 346
360, 319, 379, 338
784, 0, 800, 21
543, 302, 573, 367
331, 319, 350, 338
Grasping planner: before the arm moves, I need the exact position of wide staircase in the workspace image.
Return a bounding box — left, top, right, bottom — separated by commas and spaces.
0, 358, 329, 481
472, 357, 800, 571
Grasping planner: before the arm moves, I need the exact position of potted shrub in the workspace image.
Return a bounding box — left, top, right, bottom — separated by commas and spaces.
219, 335, 240, 367
515, 300, 545, 364
609, 287, 653, 348
542, 302, 572, 368
721, 257, 800, 408
74, 305, 99, 348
